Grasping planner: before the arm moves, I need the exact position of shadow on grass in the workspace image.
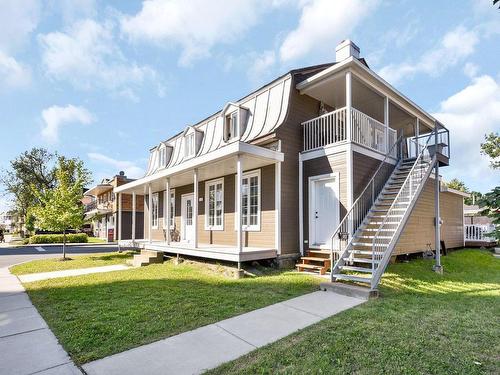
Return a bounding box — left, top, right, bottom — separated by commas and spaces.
21, 265, 319, 364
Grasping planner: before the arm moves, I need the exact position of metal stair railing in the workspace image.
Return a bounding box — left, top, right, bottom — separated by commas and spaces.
329, 136, 403, 282
370, 132, 437, 289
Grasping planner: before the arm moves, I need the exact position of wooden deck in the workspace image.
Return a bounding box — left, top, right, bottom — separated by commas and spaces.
118, 240, 277, 263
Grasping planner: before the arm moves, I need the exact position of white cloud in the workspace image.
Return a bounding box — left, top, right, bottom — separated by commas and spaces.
120, 0, 277, 66
87, 152, 144, 179
463, 62, 479, 78
0, 0, 40, 54
247, 50, 276, 83
41, 105, 95, 144
379, 26, 479, 84
279, 0, 379, 62
39, 19, 161, 98
433, 75, 500, 192
0, 51, 31, 88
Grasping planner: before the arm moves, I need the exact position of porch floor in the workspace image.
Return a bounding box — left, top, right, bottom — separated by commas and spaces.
118, 239, 277, 263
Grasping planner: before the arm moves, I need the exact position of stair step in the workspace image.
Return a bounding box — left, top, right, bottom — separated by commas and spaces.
301, 256, 329, 262
350, 249, 385, 255
332, 274, 372, 284
343, 257, 380, 264
296, 263, 323, 270
307, 249, 330, 257
358, 235, 392, 239
340, 265, 373, 273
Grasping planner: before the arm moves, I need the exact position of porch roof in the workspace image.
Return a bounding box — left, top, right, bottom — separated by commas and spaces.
296, 57, 437, 130
115, 141, 283, 194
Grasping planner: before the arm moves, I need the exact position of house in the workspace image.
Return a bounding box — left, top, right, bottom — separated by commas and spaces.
463, 205, 497, 247
115, 40, 466, 291
84, 172, 144, 242
0, 211, 15, 233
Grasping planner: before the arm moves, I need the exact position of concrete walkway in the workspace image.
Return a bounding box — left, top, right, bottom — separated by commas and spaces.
18, 264, 129, 283
0, 267, 81, 375
83, 291, 365, 375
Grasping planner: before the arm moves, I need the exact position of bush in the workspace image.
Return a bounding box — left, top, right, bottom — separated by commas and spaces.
29, 233, 88, 244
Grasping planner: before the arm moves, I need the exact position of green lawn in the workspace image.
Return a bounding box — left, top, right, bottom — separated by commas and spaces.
207, 249, 500, 375
20, 261, 320, 364
87, 237, 107, 244
10, 252, 135, 275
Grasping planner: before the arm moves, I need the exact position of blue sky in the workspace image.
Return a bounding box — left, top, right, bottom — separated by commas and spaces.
0, 0, 499, 211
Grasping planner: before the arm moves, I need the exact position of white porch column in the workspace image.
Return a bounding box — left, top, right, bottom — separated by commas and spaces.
345, 71, 352, 142
148, 184, 152, 243
117, 193, 122, 241
384, 96, 389, 153
132, 192, 136, 241
415, 118, 420, 156
274, 161, 281, 254
298, 154, 304, 256
236, 155, 243, 255
165, 178, 171, 245
193, 169, 199, 248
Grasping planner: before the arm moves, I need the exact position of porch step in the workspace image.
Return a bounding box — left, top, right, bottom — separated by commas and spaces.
307, 249, 331, 257
301, 256, 329, 262
131, 249, 164, 267
296, 263, 327, 275
320, 282, 378, 299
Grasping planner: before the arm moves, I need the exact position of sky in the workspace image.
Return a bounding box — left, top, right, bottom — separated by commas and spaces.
0, 0, 499, 212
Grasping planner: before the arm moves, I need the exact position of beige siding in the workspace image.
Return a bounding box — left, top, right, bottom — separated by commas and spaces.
395, 179, 465, 254
144, 166, 275, 247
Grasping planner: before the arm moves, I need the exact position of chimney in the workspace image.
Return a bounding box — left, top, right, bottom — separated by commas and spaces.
119, 171, 125, 176
335, 39, 360, 62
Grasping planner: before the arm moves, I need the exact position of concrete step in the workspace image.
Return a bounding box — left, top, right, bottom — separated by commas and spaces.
320, 281, 378, 299
332, 273, 372, 284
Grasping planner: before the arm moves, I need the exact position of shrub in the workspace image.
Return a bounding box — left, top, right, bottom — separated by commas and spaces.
29, 233, 88, 244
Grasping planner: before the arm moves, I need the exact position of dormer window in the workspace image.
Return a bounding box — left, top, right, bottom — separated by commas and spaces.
158, 147, 166, 167
185, 133, 195, 157
222, 103, 248, 143
226, 111, 239, 140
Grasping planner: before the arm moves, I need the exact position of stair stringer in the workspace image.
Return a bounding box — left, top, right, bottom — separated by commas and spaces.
369, 156, 437, 289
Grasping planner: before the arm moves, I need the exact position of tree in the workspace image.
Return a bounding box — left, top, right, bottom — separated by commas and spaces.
31, 158, 91, 259
1, 148, 56, 231
478, 186, 500, 241
446, 178, 469, 193
480, 132, 500, 169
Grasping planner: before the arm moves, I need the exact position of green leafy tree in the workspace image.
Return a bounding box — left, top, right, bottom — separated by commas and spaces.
480, 132, 500, 169
446, 178, 469, 193
31, 158, 91, 259
478, 186, 500, 241
0, 148, 56, 231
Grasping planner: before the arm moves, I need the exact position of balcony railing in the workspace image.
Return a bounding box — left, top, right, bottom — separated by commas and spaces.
302, 106, 397, 156
407, 127, 450, 159
84, 201, 113, 213
464, 224, 496, 242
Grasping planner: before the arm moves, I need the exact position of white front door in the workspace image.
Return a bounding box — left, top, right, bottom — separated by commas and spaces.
309, 174, 340, 247
181, 194, 195, 243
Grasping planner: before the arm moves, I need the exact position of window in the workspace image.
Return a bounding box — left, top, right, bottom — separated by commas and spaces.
159, 147, 166, 168
225, 111, 239, 140
235, 170, 261, 231
205, 178, 224, 230
164, 189, 175, 229
185, 133, 195, 158
151, 193, 159, 228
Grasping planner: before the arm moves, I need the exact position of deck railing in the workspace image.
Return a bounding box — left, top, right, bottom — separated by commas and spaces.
302, 107, 347, 151
302, 106, 397, 157
464, 224, 495, 242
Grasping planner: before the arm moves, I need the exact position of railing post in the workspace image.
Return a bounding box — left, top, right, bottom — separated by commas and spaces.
384, 96, 389, 154
346, 72, 352, 142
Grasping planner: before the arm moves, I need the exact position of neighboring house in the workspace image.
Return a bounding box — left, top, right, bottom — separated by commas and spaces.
84, 172, 144, 241
115, 40, 465, 291
463, 205, 497, 247
0, 212, 14, 233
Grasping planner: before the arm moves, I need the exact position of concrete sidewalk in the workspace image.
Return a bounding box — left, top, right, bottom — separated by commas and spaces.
83, 291, 365, 375
0, 267, 82, 375
18, 264, 130, 283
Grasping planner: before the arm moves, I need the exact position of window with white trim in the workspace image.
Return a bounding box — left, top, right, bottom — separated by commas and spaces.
225, 111, 239, 140
205, 178, 224, 230
235, 170, 261, 231
169, 189, 175, 229
151, 192, 159, 228
185, 133, 195, 158
158, 147, 166, 168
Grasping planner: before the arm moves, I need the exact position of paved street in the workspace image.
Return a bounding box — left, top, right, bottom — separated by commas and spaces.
0, 244, 119, 268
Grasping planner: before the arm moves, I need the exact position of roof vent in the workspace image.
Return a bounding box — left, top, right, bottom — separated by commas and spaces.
335, 39, 360, 62
119, 171, 125, 176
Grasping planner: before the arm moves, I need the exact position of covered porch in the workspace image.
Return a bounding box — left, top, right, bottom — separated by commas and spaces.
114, 141, 283, 266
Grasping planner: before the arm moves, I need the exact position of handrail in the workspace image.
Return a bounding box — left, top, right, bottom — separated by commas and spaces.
370, 130, 436, 288
329, 135, 403, 281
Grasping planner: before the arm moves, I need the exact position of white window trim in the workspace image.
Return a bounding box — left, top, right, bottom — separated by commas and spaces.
169, 189, 175, 230
151, 192, 159, 229
234, 169, 261, 232
204, 178, 224, 231
185, 133, 196, 158
158, 146, 166, 168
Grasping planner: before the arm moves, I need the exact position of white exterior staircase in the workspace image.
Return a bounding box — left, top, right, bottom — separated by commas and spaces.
329, 134, 437, 291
